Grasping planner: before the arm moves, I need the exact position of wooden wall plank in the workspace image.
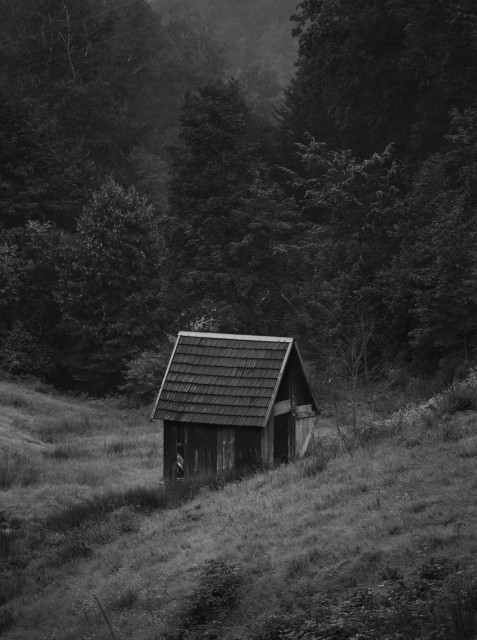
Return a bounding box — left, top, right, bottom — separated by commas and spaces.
289, 357, 296, 459
261, 415, 274, 465
273, 399, 292, 416
296, 415, 316, 455
163, 421, 176, 481
217, 428, 224, 474
224, 429, 235, 471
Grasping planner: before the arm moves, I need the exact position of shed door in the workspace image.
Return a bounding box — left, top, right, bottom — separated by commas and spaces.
274, 412, 289, 463
295, 410, 317, 457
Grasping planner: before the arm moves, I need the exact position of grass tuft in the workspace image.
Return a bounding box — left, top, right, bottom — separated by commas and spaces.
42, 443, 87, 459
103, 437, 137, 456
0, 450, 40, 489
299, 450, 329, 477
36, 414, 94, 443
0, 389, 31, 409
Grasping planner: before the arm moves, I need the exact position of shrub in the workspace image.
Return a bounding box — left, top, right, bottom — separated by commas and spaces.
121, 344, 172, 402
300, 451, 328, 477
382, 367, 477, 439
0, 571, 25, 607
0, 608, 13, 635
0, 324, 59, 380
253, 564, 477, 640
186, 560, 243, 627
439, 384, 477, 414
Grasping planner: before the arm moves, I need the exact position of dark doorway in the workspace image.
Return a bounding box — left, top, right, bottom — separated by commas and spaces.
274, 413, 289, 463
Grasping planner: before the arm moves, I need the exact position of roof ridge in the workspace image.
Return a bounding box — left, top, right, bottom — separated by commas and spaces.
178, 331, 293, 342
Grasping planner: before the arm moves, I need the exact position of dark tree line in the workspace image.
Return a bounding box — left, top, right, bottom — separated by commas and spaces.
1, 0, 477, 394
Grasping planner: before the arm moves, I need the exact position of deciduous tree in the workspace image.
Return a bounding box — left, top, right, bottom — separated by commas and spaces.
57, 178, 163, 390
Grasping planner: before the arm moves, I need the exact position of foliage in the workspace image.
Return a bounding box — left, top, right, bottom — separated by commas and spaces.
255, 567, 477, 640
121, 343, 173, 402
283, 135, 402, 364
383, 367, 477, 437
0, 88, 88, 230
0, 222, 63, 380
165, 78, 304, 334
166, 560, 243, 638
2, 0, 477, 393
0, 0, 163, 175
378, 106, 477, 367
56, 178, 164, 390
286, 0, 477, 160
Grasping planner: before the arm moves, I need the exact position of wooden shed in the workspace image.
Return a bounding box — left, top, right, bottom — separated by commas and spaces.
151, 332, 319, 480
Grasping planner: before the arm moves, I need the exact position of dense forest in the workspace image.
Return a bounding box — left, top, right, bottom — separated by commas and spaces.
1, 0, 477, 396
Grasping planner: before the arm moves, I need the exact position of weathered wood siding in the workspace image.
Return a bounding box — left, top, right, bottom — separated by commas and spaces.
159, 335, 319, 479
261, 415, 274, 465
274, 412, 290, 462
295, 411, 316, 455
164, 421, 263, 480
235, 427, 262, 469
163, 420, 177, 480
217, 427, 235, 474
270, 350, 317, 462
164, 421, 217, 480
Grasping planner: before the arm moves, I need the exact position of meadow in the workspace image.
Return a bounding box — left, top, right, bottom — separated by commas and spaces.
0, 376, 477, 639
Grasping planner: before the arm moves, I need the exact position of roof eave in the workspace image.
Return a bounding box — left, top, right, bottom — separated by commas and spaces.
178, 331, 293, 343
150, 334, 181, 421
262, 339, 294, 427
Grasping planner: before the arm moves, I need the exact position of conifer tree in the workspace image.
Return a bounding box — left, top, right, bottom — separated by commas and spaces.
164, 78, 302, 334
379, 106, 477, 368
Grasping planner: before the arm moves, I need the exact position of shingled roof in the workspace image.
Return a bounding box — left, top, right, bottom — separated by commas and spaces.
151, 332, 303, 428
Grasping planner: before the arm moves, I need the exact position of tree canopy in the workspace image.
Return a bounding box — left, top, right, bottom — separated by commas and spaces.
2, 0, 477, 391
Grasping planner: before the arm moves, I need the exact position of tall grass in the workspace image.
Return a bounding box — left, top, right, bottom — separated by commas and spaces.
44, 476, 226, 532
36, 414, 94, 443
103, 437, 137, 456
42, 443, 88, 459
0, 450, 39, 489
0, 388, 32, 409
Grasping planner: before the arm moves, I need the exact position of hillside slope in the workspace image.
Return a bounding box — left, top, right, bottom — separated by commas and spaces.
1, 380, 477, 639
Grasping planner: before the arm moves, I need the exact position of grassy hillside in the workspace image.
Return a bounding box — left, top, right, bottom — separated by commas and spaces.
1, 378, 477, 639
